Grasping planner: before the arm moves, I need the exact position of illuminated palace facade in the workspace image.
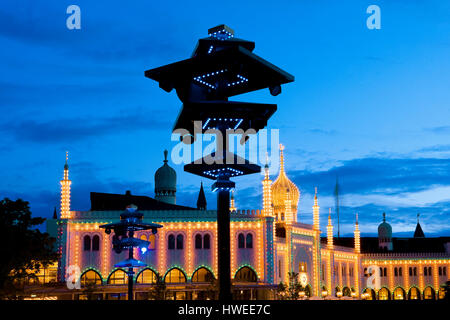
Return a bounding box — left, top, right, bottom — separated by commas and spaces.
41, 145, 450, 300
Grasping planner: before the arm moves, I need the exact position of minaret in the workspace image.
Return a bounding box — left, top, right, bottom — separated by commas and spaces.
327, 208, 334, 250
354, 212, 361, 253
229, 189, 236, 212
262, 154, 273, 217
60, 151, 72, 219
312, 187, 320, 231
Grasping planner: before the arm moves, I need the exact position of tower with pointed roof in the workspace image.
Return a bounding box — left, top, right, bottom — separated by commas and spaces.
262, 155, 273, 217
271, 144, 299, 223
414, 213, 425, 238
155, 150, 177, 205
60, 151, 72, 219
229, 190, 236, 212
197, 182, 207, 210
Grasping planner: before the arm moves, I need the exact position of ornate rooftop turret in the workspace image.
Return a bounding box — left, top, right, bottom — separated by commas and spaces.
155, 150, 177, 205
271, 144, 299, 223
197, 182, 207, 210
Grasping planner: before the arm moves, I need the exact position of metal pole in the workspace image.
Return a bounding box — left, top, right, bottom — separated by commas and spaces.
128, 247, 134, 301
217, 182, 232, 300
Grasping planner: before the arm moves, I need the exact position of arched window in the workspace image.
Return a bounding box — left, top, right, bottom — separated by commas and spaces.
342, 287, 351, 297
414, 267, 417, 276
83, 235, 91, 251
238, 233, 245, 249
393, 287, 405, 300
165, 268, 186, 283
92, 235, 100, 251
394, 267, 398, 277
176, 234, 184, 250
80, 270, 102, 287
428, 267, 432, 276
235, 266, 257, 282
108, 269, 127, 285
424, 267, 428, 276
281, 213, 285, 221
408, 287, 421, 300
398, 267, 402, 276
439, 267, 442, 276
423, 286, 435, 300
246, 233, 253, 249
383, 268, 387, 277
140, 234, 147, 241
148, 234, 156, 250
136, 268, 158, 284
192, 267, 214, 283
168, 234, 175, 250
379, 267, 383, 277
378, 287, 390, 300
195, 234, 202, 249
203, 234, 210, 249
444, 267, 447, 276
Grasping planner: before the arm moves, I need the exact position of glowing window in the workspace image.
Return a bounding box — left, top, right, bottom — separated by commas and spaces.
80, 270, 102, 287
165, 268, 186, 283
136, 268, 157, 284
235, 266, 257, 282
108, 269, 127, 285
192, 267, 214, 283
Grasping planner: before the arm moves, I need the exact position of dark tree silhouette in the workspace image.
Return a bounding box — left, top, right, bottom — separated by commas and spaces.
0, 198, 58, 299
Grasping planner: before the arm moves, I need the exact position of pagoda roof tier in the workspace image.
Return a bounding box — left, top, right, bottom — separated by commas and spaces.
184, 150, 260, 180
145, 45, 294, 101
172, 100, 277, 137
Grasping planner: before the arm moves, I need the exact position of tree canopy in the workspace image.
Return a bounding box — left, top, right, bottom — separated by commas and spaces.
0, 198, 58, 298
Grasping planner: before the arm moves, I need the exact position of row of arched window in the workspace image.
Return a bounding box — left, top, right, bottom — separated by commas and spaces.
364, 266, 447, 278
195, 234, 211, 250
363, 286, 445, 300
79, 266, 258, 286
237, 233, 253, 249
83, 235, 100, 251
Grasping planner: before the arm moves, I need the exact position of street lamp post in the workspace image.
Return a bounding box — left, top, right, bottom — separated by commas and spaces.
100, 205, 162, 300
145, 25, 294, 300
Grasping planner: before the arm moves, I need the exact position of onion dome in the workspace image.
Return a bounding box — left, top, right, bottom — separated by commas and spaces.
155, 150, 177, 204
378, 212, 392, 241
271, 144, 300, 217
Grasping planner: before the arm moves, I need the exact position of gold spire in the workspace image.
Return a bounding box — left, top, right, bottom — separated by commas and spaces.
313, 187, 320, 230
279, 144, 285, 172
262, 153, 273, 217
327, 208, 333, 250
60, 151, 72, 219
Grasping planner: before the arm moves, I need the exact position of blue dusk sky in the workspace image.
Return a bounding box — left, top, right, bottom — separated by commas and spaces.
0, 1, 449, 237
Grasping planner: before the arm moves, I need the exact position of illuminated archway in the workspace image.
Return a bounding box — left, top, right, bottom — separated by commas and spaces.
438, 287, 446, 300
363, 288, 376, 300
423, 286, 435, 300
80, 269, 102, 287
378, 287, 390, 300
191, 267, 215, 283
136, 268, 158, 284
304, 284, 312, 297
164, 267, 187, 283
408, 287, 421, 300
107, 269, 128, 285
393, 287, 406, 300
234, 266, 257, 282
342, 286, 351, 297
